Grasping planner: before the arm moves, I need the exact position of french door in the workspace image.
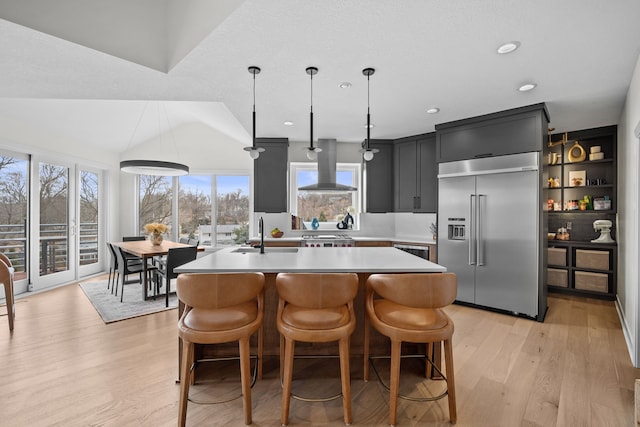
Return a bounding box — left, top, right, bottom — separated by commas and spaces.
29, 157, 103, 291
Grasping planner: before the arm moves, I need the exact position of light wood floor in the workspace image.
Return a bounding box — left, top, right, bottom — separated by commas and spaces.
1, 278, 639, 427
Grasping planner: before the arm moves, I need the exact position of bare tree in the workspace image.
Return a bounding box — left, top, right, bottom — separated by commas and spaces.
139, 175, 172, 228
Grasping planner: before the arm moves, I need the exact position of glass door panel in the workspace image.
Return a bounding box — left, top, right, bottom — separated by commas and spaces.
78, 169, 101, 276
32, 160, 74, 288
0, 152, 29, 295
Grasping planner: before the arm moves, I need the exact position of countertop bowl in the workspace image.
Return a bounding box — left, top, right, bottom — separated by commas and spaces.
271, 231, 284, 238
548, 233, 556, 240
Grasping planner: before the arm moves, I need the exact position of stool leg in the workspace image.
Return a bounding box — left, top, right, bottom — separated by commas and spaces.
444, 338, 457, 424
363, 314, 370, 381
178, 340, 193, 427
4, 280, 14, 332
425, 342, 434, 378
239, 336, 253, 425
257, 326, 264, 380
339, 336, 352, 425
281, 337, 295, 426
389, 339, 402, 427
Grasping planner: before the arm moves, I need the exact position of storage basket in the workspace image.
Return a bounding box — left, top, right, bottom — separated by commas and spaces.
575, 249, 609, 271
547, 268, 568, 287
575, 271, 608, 293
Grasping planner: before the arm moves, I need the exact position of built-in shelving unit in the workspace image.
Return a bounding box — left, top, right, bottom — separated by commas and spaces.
546, 125, 617, 299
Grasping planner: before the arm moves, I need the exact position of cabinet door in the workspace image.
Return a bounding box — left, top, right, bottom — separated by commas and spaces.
364, 140, 394, 213
416, 135, 437, 212
254, 139, 289, 213
394, 140, 418, 212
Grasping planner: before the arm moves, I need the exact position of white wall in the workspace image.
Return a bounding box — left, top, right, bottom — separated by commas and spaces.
617, 52, 640, 367
118, 122, 253, 237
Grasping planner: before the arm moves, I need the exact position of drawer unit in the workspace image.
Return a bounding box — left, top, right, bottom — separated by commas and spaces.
547, 268, 568, 287
575, 249, 610, 271
547, 247, 567, 266
575, 271, 608, 293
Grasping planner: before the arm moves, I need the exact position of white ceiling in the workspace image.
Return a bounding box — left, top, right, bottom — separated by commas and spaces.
1, 0, 640, 153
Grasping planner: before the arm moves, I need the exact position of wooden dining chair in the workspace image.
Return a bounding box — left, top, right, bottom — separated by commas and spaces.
0, 252, 15, 332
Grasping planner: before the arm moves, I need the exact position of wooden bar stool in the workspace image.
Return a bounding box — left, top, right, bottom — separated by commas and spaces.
0, 252, 15, 332
364, 273, 458, 426
276, 273, 358, 426
176, 272, 265, 426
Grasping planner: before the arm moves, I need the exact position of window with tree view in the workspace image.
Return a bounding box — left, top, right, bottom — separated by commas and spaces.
139, 174, 249, 247
291, 163, 360, 228
0, 153, 28, 280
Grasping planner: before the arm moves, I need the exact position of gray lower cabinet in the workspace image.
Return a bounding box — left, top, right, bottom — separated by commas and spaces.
254, 138, 289, 213
363, 139, 394, 213
394, 133, 437, 213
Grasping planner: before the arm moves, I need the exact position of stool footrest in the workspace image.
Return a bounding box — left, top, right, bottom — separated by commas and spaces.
368, 354, 449, 402
282, 354, 344, 403
186, 355, 259, 405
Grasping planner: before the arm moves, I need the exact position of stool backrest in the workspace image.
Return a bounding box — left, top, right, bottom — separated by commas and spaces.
276, 273, 358, 308
367, 273, 457, 309
177, 272, 265, 309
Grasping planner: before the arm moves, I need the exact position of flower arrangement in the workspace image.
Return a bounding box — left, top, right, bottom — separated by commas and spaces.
144, 223, 168, 235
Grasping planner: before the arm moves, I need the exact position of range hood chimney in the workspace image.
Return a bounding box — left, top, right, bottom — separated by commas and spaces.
298, 139, 357, 192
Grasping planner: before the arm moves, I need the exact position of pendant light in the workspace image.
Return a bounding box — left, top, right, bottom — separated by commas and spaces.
120, 102, 189, 176
243, 66, 265, 160
359, 67, 379, 162
305, 66, 322, 161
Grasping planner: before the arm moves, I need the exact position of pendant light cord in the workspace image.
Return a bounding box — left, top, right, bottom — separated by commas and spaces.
309, 70, 314, 150
252, 70, 257, 149
366, 73, 371, 150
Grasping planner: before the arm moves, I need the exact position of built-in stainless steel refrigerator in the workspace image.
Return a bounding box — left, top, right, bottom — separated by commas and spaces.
437, 152, 546, 321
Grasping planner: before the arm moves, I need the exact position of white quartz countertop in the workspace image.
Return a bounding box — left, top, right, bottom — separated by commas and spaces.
175, 246, 446, 274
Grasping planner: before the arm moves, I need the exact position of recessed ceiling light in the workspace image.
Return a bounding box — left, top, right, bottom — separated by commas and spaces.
497, 41, 521, 54
283, 121, 294, 126
339, 82, 352, 89
518, 83, 537, 92
426, 107, 440, 114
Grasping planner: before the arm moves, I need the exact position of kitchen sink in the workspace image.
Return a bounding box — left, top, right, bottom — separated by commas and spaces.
231, 247, 299, 254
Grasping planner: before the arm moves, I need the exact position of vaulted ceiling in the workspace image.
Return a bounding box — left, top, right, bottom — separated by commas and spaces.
1, 0, 640, 153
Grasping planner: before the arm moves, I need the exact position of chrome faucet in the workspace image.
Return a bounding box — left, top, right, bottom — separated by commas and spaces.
258, 216, 265, 254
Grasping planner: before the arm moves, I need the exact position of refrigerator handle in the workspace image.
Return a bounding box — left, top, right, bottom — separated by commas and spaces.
469, 194, 476, 265
477, 194, 485, 266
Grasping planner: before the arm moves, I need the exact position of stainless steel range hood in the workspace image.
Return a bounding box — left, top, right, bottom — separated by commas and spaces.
298, 139, 357, 191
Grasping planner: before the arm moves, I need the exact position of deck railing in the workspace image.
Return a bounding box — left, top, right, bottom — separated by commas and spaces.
0, 222, 99, 278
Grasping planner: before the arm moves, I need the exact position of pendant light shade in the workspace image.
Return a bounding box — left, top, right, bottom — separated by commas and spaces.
305, 66, 322, 161
120, 160, 189, 176
244, 66, 265, 160
120, 102, 189, 176
359, 67, 379, 162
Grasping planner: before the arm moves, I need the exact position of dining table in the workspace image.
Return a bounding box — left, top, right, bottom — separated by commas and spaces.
111, 239, 203, 300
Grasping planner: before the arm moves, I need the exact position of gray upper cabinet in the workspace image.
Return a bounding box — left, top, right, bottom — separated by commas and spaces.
394, 133, 437, 213
254, 138, 289, 213
363, 139, 394, 213
435, 103, 549, 163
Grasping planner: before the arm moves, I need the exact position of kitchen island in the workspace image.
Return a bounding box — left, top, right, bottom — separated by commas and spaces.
175, 246, 446, 357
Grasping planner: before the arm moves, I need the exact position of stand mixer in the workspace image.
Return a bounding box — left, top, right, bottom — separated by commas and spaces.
591, 219, 614, 243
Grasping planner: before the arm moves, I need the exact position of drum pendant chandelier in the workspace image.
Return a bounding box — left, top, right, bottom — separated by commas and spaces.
119, 102, 189, 176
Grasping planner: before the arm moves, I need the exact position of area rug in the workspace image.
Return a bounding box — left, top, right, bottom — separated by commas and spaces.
79, 279, 177, 324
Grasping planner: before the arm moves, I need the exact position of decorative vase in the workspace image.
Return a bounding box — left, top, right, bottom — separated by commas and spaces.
150, 232, 163, 246
311, 217, 319, 230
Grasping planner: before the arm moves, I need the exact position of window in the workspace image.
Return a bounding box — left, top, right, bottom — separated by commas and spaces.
290, 162, 360, 229
139, 173, 250, 247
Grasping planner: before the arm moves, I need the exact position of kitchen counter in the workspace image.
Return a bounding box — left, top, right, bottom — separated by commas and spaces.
176, 246, 445, 274
174, 247, 446, 363
251, 235, 437, 245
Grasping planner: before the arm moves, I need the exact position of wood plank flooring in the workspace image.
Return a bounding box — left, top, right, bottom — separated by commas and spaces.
1, 279, 639, 426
